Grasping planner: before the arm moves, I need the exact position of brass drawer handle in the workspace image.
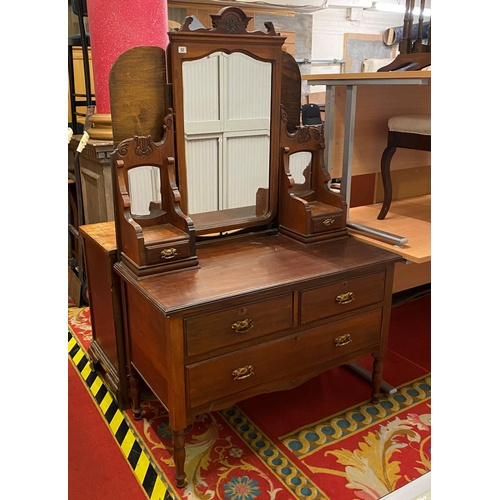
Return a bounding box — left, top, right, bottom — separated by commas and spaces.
232, 365, 254, 380
334, 334, 352, 347
335, 291, 355, 305
323, 218, 336, 227
161, 248, 177, 259
231, 318, 254, 333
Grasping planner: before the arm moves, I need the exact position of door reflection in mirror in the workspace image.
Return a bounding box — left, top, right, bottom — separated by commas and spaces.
182, 51, 272, 217
288, 151, 312, 193
127, 166, 162, 216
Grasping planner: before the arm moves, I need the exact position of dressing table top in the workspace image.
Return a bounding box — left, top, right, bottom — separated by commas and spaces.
115, 234, 400, 314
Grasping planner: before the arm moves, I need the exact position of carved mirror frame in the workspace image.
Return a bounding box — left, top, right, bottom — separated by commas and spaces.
167, 7, 285, 235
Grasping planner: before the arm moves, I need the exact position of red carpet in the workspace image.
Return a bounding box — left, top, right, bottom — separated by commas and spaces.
68, 293, 430, 499
68, 359, 146, 499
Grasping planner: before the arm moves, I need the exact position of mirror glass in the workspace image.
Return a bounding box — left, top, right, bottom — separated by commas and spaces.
128, 166, 162, 217
288, 151, 312, 194
182, 51, 272, 225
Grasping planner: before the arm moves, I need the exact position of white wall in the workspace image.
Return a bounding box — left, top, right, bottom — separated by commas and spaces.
312, 8, 404, 61
307, 4, 430, 94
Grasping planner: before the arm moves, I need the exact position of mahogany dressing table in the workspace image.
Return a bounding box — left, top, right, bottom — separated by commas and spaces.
103, 7, 401, 488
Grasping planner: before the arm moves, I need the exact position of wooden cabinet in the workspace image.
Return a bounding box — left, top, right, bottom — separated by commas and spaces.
69, 136, 115, 224
79, 222, 128, 409
116, 234, 399, 486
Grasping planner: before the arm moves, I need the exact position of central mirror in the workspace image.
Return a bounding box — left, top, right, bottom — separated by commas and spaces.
182, 51, 272, 223
168, 7, 285, 235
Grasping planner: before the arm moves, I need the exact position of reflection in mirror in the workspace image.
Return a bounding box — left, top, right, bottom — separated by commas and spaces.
182, 51, 272, 222
128, 166, 162, 216
288, 151, 312, 194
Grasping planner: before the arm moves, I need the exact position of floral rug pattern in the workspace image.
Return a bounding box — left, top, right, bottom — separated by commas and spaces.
69, 304, 430, 500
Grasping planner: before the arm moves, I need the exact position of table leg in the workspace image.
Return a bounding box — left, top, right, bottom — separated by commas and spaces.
346, 361, 397, 398
173, 429, 187, 488
129, 366, 143, 421
338, 84, 408, 247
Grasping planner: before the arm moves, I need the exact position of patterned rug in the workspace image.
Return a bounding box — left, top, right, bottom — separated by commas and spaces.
68, 300, 431, 500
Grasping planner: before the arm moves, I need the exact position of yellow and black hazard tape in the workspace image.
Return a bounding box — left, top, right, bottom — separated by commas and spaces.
68, 329, 176, 500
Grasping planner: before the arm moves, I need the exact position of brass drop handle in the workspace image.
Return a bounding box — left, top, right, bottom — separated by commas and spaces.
161, 248, 177, 259
232, 365, 254, 380
231, 318, 254, 334
323, 218, 336, 227
335, 291, 355, 305
334, 334, 352, 347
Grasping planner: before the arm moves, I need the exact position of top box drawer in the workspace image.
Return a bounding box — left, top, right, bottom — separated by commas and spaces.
300, 271, 385, 324
185, 293, 293, 358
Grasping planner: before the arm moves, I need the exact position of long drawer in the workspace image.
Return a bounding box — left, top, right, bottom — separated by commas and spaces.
300, 270, 385, 324
185, 293, 293, 357
186, 309, 382, 409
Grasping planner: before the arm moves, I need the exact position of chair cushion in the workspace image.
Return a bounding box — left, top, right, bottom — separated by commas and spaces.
388, 115, 431, 135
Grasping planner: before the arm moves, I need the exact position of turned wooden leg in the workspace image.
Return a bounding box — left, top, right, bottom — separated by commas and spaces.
377, 145, 397, 220
172, 429, 187, 488
129, 366, 143, 421
371, 356, 384, 404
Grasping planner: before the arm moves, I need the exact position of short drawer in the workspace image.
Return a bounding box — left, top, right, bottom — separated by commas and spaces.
145, 240, 191, 266
187, 309, 382, 410
311, 212, 343, 233
185, 294, 293, 358
300, 271, 385, 324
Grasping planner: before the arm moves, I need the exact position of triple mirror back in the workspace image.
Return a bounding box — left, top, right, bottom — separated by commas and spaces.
109, 7, 345, 276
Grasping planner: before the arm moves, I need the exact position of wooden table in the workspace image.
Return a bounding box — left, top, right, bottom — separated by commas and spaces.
115, 232, 400, 487
302, 71, 431, 247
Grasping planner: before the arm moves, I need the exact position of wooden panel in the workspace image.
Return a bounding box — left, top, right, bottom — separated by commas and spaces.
79, 221, 116, 252
300, 270, 385, 324
281, 50, 302, 130
351, 172, 377, 208
126, 285, 171, 407
348, 195, 430, 264
375, 165, 431, 203
109, 46, 167, 146
393, 260, 431, 294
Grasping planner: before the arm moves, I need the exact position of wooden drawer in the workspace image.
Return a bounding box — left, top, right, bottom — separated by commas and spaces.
185, 294, 293, 358
311, 212, 343, 233
145, 239, 191, 266
300, 271, 385, 324
187, 309, 382, 409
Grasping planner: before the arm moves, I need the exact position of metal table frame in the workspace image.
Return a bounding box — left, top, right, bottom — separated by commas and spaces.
305, 73, 430, 394
306, 74, 430, 248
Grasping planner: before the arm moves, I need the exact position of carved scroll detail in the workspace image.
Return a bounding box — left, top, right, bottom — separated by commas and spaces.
177, 7, 277, 37
135, 136, 154, 158
280, 105, 322, 144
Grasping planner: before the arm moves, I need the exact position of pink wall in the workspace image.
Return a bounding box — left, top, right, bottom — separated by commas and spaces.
86, 0, 169, 113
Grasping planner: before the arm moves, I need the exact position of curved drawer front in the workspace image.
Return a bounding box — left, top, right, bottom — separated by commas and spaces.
185, 293, 293, 358
187, 309, 382, 410
300, 270, 385, 324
